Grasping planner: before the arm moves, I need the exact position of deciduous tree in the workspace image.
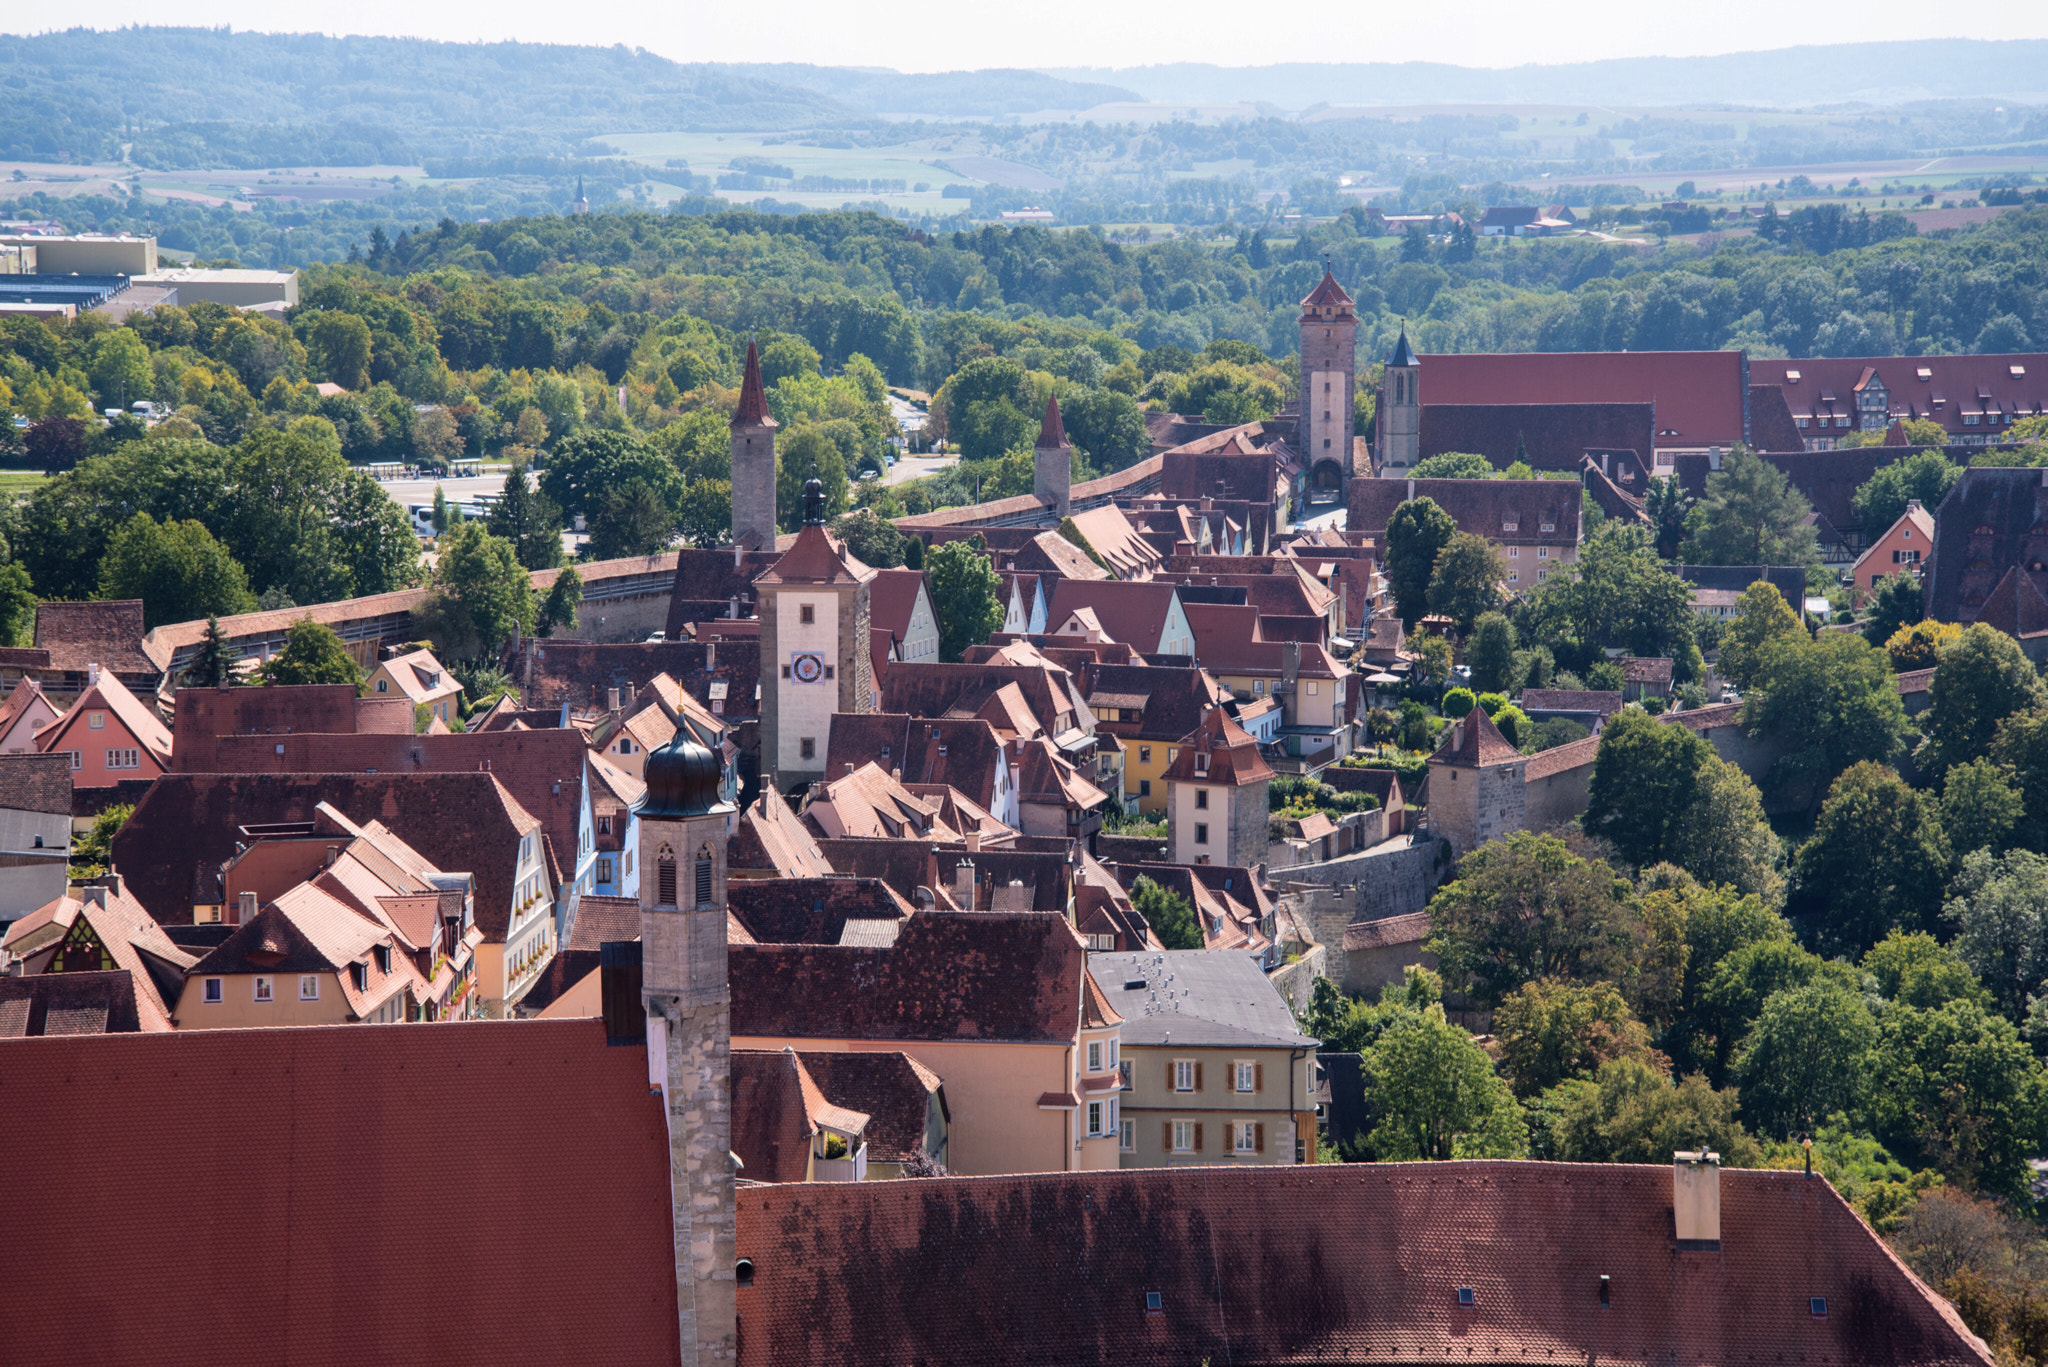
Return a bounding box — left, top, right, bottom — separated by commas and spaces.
1385, 496, 1455, 628
925, 537, 1004, 663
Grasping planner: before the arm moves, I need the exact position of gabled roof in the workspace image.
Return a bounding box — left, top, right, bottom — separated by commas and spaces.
0, 970, 142, 1035
1013, 530, 1110, 582
792, 1050, 947, 1164
1432, 707, 1524, 768
1415, 350, 1747, 448
1851, 499, 1938, 579
0, 1020, 683, 1367
729, 787, 836, 878
33, 599, 156, 678
3, 886, 195, 1030
375, 648, 460, 704
731, 1048, 827, 1183
566, 894, 643, 952
1387, 328, 1416, 367
110, 772, 540, 940
1090, 949, 1313, 1048
730, 911, 1086, 1044
1348, 476, 1582, 547
36, 669, 172, 767
803, 762, 957, 842
1163, 707, 1274, 788
866, 569, 930, 641
1015, 736, 1110, 811
1519, 689, 1623, 717
735, 1160, 1992, 1367
1974, 563, 2048, 640
0, 750, 72, 815
1045, 580, 1185, 654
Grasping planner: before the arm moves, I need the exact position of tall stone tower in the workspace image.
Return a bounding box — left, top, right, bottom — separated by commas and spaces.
1378, 328, 1420, 475
1034, 392, 1071, 519
1299, 263, 1359, 480
636, 731, 739, 1366
730, 337, 779, 551
755, 478, 876, 790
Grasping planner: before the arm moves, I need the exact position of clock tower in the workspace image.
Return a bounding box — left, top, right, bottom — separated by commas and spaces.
755, 478, 876, 790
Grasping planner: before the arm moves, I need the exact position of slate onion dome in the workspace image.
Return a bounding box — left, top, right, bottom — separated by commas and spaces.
802, 477, 826, 525
638, 732, 735, 819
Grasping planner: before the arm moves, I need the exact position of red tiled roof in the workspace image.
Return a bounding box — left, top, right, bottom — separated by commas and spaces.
1521, 689, 1623, 716
866, 569, 928, 641
0, 750, 72, 814
732, 1048, 822, 1182
1524, 733, 1602, 781
754, 520, 873, 587
1342, 910, 1432, 951
730, 911, 1085, 1044
1349, 476, 1582, 548
732, 1162, 1992, 1367
33, 599, 156, 678
1163, 707, 1274, 787
1046, 580, 1184, 653
792, 1050, 946, 1164
1300, 268, 1353, 308
0, 1021, 681, 1367
1417, 351, 1747, 448
1765, 354, 2048, 439
1433, 707, 1523, 768
1418, 402, 1654, 472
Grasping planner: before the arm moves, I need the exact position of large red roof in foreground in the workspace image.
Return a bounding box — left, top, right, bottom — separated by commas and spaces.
1420, 350, 1748, 448
1, 1021, 679, 1367
0, 1023, 1991, 1367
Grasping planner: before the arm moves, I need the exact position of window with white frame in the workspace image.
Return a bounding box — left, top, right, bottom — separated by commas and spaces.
299, 975, 320, 1001
1087, 1100, 1105, 1136
1234, 1122, 1257, 1154
1120, 1119, 1135, 1151
1235, 1061, 1256, 1092
106, 749, 139, 769
203, 977, 222, 1003
88, 712, 105, 730
1174, 1059, 1196, 1092
1172, 1120, 1195, 1152
254, 976, 273, 1002
1108, 1037, 1119, 1071
66, 751, 81, 770
1087, 1040, 1103, 1073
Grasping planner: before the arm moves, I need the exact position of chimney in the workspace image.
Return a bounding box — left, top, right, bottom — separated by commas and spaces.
705, 642, 716, 670
1673, 1150, 1721, 1247
607, 687, 621, 712
727, 594, 739, 619
325, 844, 341, 868
88, 662, 102, 687
995, 878, 1032, 911
237, 890, 257, 924
843, 763, 855, 777
954, 857, 976, 910
965, 829, 981, 853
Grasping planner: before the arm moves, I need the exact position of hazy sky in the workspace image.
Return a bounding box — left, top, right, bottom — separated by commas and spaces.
19, 2, 2048, 73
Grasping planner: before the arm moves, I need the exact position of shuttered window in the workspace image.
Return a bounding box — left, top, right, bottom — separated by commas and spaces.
695, 849, 714, 908
657, 852, 677, 907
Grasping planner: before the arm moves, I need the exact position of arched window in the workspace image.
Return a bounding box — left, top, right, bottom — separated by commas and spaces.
695, 844, 715, 909
656, 844, 677, 907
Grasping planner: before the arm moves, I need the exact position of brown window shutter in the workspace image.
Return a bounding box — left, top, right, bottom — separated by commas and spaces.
1195, 1061, 1204, 1091
1162, 1122, 1173, 1151
1255, 1123, 1266, 1153
1193, 1122, 1204, 1153
1254, 1062, 1265, 1092
1167, 1059, 1176, 1090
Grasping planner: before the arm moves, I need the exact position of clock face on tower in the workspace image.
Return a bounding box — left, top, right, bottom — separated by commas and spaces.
790, 651, 826, 684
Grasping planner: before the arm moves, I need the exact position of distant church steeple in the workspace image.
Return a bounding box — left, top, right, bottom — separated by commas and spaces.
572, 175, 590, 216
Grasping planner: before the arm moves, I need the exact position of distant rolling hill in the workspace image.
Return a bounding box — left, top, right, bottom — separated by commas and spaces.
1050, 40, 2048, 110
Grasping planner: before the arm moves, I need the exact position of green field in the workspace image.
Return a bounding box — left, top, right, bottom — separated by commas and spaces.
0, 470, 51, 497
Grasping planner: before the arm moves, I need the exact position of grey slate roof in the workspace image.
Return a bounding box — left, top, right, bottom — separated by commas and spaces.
1088, 949, 1316, 1049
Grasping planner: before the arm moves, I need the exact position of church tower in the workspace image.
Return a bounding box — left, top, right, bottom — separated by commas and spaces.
1299, 262, 1359, 480
1378, 328, 1420, 475
635, 731, 739, 1366
730, 338, 779, 551
755, 478, 876, 790
1034, 392, 1071, 519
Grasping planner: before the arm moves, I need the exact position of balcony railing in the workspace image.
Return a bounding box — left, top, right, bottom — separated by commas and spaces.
814, 1142, 868, 1183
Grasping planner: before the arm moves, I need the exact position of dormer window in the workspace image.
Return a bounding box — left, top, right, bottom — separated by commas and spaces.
1502, 519, 1518, 532
1195, 754, 1210, 776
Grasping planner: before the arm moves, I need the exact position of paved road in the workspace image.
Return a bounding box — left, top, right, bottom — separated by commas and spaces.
882, 454, 954, 487
379, 472, 511, 513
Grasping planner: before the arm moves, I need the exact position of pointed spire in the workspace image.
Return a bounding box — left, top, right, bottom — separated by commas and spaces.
1035, 392, 1068, 450
1388, 326, 1416, 368
732, 336, 775, 429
